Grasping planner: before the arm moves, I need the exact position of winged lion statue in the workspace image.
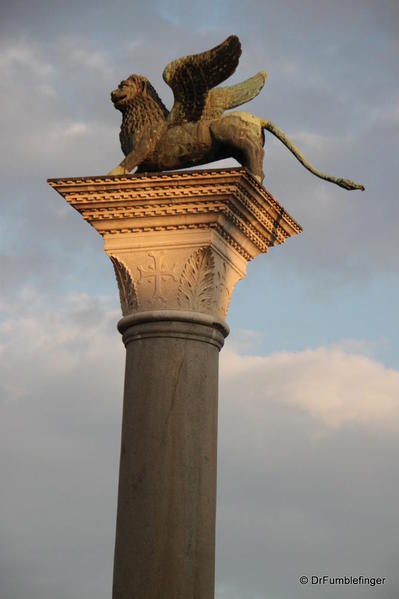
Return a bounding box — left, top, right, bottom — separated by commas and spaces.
108, 35, 364, 191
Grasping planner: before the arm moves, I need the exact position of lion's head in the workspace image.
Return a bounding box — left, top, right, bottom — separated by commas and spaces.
111, 75, 168, 118
111, 75, 147, 111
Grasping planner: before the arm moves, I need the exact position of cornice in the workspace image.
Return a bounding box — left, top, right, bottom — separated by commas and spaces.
48, 167, 301, 253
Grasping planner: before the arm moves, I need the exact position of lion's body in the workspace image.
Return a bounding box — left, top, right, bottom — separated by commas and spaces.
136, 112, 265, 180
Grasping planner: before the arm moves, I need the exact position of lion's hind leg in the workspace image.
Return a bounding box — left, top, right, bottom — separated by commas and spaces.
210, 113, 265, 182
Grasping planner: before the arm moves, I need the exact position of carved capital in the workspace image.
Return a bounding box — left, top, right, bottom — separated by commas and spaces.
107, 241, 243, 319
48, 168, 301, 320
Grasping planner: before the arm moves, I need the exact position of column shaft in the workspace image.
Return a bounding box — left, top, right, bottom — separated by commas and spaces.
112, 311, 228, 599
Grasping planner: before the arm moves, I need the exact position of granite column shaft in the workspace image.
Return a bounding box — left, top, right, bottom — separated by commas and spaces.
112, 311, 228, 599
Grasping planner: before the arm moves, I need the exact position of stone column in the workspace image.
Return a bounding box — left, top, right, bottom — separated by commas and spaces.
48, 167, 301, 599
113, 310, 227, 599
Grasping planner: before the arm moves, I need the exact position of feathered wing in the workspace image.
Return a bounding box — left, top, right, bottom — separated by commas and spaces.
202, 71, 267, 120
163, 35, 242, 125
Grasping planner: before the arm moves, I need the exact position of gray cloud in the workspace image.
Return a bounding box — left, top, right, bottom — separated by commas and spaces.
0, 293, 122, 598
216, 338, 399, 598
1, 297, 399, 598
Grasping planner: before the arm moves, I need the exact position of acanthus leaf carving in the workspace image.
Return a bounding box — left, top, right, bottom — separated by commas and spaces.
178, 247, 215, 311
215, 261, 231, 318
110, 256, 138, 315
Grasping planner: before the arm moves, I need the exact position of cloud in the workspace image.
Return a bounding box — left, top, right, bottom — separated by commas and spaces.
289, 130, 355, 156
216, 333, 399, 598
221, 337, 399, 433
0, 38, 54, 79
59, 39, 112, 73
0, 36, 123, 182
0, 291, 123, 599
0, 291, 122, 392
1, 295, 399, 598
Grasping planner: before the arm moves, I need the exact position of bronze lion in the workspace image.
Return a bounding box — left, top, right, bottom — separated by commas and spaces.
109, 35, 364, 191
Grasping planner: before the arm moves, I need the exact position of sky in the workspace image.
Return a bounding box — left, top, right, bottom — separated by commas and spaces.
0, 0, 398, 597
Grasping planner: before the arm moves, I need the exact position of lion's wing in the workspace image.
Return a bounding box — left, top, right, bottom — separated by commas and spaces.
163, 35, 241, 126
202, 71, 267, 120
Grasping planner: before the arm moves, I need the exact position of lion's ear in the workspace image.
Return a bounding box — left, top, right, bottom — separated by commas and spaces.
141, 80, 147, 95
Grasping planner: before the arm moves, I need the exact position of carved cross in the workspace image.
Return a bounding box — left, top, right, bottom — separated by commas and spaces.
138, 252, 178, 302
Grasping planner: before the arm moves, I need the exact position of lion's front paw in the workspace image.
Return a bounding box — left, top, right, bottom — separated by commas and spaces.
107, 165, 129, 176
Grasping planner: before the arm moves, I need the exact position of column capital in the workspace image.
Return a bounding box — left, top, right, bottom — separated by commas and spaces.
48, 167, 301, 321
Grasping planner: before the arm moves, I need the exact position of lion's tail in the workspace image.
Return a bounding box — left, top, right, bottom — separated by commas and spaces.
261, 119, 364, 191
